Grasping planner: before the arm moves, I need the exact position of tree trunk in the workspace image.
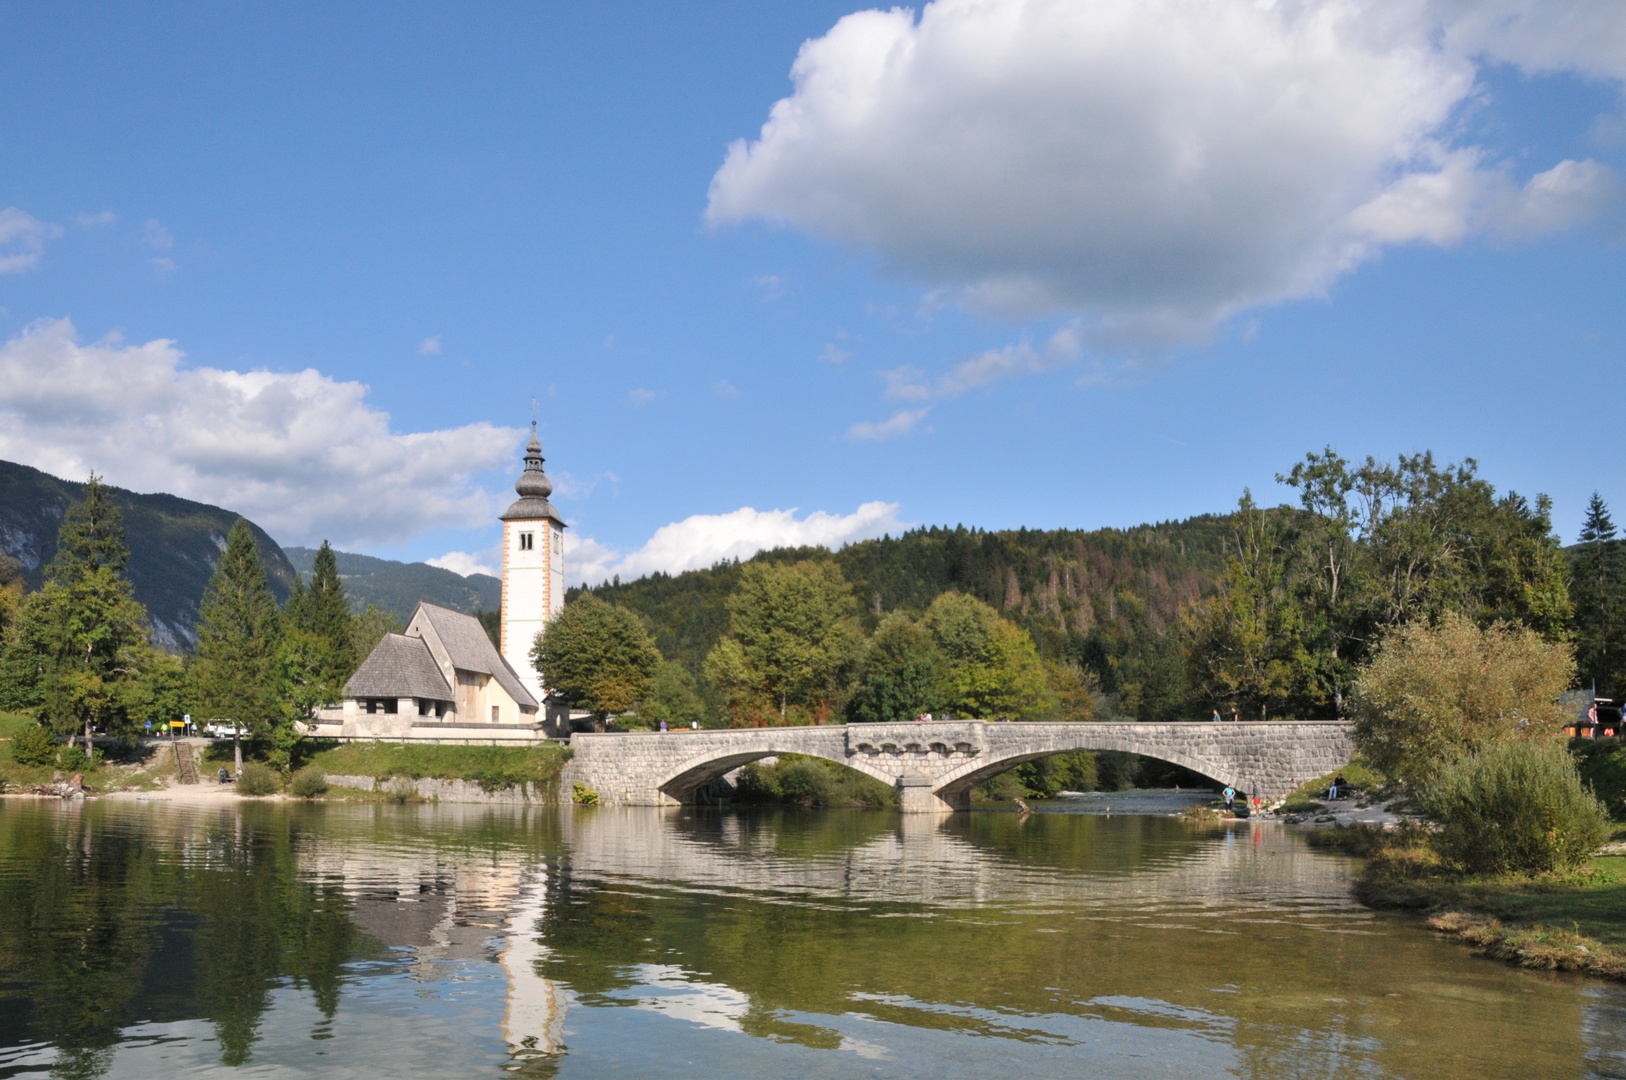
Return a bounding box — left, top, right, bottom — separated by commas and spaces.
85, 717, 94, 767
233, 727, 242, 775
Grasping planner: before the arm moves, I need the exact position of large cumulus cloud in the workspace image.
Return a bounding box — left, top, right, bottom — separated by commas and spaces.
707, 0, 1622, 347
0, 319, 521, 547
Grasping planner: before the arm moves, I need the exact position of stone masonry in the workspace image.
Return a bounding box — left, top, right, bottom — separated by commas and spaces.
562, 721, 1357, 812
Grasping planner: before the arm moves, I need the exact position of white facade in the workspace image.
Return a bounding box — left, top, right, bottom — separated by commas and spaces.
501, 517, 564, 705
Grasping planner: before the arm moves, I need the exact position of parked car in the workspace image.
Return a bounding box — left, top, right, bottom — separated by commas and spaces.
203, 721, 250, 738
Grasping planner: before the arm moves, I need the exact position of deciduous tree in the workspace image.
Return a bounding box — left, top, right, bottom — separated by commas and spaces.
533, 593, 661, 731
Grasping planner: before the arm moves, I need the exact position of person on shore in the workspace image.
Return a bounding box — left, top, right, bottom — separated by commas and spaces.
1332, 773, 1347, 800
1223, 785, 1235, 810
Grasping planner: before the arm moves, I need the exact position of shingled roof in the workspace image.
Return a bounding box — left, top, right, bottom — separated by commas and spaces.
344, 633, 453, 701
413, 603, 539, 710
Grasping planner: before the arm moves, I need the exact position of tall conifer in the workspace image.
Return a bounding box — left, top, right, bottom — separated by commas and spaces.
304, 541, 356, 686
194, 519, 282, 773
1574, 493, 1624, 695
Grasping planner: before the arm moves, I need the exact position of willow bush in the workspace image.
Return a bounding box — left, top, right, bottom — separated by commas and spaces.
1421, 741, 1609, 875
237, 761, 278, 796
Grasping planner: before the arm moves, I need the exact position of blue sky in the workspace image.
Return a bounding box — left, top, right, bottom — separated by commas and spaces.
1, 1, 1623, 584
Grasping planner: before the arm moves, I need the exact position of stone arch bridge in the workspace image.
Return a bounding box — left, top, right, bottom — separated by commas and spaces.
562, 721, 1356, 813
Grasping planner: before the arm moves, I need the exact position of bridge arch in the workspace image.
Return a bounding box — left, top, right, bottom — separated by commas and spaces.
929, 744, 1233, 809
658, 746, 897, 804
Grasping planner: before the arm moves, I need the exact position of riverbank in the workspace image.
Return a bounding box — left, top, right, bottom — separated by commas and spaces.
1312, 823, 1626, 980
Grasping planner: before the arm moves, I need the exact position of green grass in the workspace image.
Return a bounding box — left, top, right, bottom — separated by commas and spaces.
296, 741, 570, 793
1319, 823, 1626, 979
1284, 755, 1387, 804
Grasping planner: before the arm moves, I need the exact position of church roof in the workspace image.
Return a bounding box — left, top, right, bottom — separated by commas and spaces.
413, 603, 540, 710
501, 423, 565, 524
344, 633, 453, 701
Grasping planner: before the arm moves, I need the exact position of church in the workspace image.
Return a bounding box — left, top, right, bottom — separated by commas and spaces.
309, 425, 570, 743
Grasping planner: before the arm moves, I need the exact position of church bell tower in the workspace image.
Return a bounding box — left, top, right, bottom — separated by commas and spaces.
500, 423, 565, 706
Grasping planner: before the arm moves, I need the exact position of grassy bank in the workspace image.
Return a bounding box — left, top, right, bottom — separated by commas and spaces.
1312, 823, 1626, 979
272, 741, 570, 794
1, 712, 182, 793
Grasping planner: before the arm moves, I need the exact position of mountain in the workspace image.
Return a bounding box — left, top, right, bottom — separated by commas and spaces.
575, 517, 1240, 722
0, 459, 295, 650
283, 547, 501, 623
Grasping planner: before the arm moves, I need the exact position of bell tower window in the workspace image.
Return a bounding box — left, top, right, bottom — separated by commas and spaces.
519, 532, 534, 551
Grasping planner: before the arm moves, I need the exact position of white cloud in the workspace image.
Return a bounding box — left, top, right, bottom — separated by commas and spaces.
148, 256, 179, 275
418, 335, 443, 356
885, 323, 1083, 403
713, 379, 741, 398
707, 0, 1622, 347
0, 208, 61, 274
846, 408, 930, 442
0, 318, 522, 548
141, 220, 174, 250
818, 342, 853, 364
73, 211, 117, 228
629, 387, 657, 403
427, 550, 499, 578
568, 501, 905, 586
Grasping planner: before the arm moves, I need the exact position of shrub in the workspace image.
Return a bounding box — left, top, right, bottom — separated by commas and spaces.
571, 781, 600, 806
1572, 737, 1626, 821
289, 766, 328, 799
57, 746, 89, 774
386, 775, 418, 803
237, 761, 279, 796
1351, 612, 1574, 784
10, 724, 58, 767
1421, 741, 1609, 874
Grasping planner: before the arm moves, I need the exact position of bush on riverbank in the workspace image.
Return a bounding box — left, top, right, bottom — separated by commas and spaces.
289, 766, 328, 798
1421, 741, 1608, 875
238, 762, 278, 796
735, 755, 897, 808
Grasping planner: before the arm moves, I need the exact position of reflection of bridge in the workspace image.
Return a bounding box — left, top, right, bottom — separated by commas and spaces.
563, 721, 1356, 811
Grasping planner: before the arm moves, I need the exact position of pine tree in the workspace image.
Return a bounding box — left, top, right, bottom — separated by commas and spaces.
47, 473, 129, 584
193, 519, 282, 773
302, 541, 356, 688
0, 475, 148, 762
1574, 493, 1624, 696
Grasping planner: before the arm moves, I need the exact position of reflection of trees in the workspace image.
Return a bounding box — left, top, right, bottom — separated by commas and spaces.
0, 804, 365, 1076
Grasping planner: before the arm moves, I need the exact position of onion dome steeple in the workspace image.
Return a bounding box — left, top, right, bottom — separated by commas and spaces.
501, 421, 564, 524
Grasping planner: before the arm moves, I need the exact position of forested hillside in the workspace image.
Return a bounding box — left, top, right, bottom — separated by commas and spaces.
0, 460, 294, 649
574, 516, 1241, 722
284, 547, 500, 622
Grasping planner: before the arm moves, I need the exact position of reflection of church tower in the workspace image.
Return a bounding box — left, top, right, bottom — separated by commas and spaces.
501, 424, 566, 705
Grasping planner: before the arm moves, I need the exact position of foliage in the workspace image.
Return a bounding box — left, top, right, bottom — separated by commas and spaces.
0, 555, 24, 642
1572, 737, 1626, 821
193, 520, 283, 757
0, 476, 151, 756
1571, 493, 1625, 697
1182, 492, 1313, 720
1039, 660, 1096, 722
733, 755, 897, 808
706, 560, 859, 723
301, 740, 568, 792
265, 630, 329, 771
289, 765, 328, 798
635, 660, 708, 729
571, 781, 599, 805
846, 613, 941, 723
349, 604, 402, 663
236, 761, 279, 796
1351, 611, 1574, 784
1012, 751, 1100, 797
58, 745, 89, 774
534, 593, 661, 728
10, 721, 58, 767
282, 540, 357, 692
923, 592, 1048, 718
1421, 741, 1610, 875
123, 648, 194, 735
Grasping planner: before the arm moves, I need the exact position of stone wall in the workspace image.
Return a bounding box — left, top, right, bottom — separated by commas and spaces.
325, 773, 546, 804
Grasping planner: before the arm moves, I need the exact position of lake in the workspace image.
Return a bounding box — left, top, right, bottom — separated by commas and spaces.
1, 794, 1622, 1079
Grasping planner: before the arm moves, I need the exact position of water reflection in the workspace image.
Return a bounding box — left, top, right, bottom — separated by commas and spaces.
0, 799, 1622, 1079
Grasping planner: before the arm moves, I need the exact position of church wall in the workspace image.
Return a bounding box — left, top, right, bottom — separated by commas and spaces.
502, 517, 551, 703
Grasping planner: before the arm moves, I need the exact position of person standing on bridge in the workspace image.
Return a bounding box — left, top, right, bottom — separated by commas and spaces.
1229, 705, 1239, 722
1211, 709, 1221, 723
